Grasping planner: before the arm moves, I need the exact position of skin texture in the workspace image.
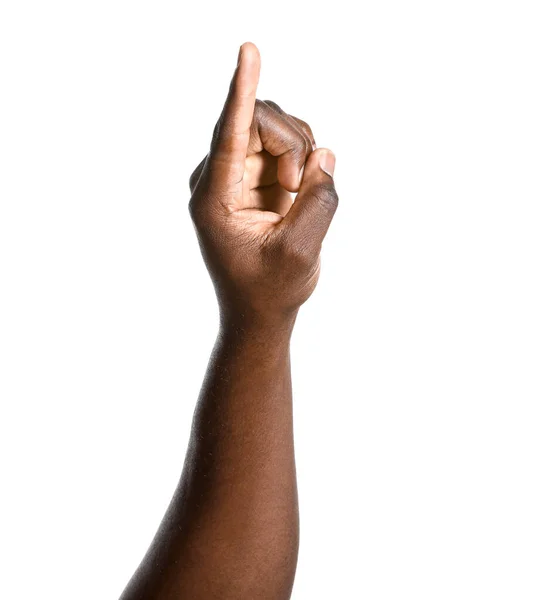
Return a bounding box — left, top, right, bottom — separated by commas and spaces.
119, 42, 338, 600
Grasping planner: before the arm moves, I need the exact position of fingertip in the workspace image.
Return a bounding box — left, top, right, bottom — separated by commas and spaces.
288, 148, 336, 195
316, 148, 336, 178
238, 42, 261, 68
304, 147, 336, 178
234, 42, 261, 99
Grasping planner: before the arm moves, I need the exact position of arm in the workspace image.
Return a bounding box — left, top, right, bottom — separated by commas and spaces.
119, 42, 338, 600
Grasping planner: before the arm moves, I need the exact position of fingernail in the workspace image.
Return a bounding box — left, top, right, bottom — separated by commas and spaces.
319, 150, 335, 177
298, 165, 305, 184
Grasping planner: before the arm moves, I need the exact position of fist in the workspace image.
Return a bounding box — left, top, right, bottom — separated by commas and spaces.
188, 43, 338, 325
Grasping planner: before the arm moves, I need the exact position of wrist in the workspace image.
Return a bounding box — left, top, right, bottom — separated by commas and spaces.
218, 305, 298, 344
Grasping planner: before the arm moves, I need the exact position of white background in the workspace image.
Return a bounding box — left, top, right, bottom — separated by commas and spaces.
1, 1, 532, 598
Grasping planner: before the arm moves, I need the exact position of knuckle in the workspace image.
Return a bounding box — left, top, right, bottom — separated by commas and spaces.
302, 125, 315, 148
299, 129, 313, 156
298, 118, 311, 132
253, 99, 280, 136
289, 115, 315, 147
263, 99, 283, 113
289, 130, 310, 160
296, 116, 312, 135
253, 98, 268, 119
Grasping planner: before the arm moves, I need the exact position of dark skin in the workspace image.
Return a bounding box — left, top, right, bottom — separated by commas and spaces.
120, 42, 338, 600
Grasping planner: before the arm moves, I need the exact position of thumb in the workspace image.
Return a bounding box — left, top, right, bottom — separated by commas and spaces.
281, 148, 338, 252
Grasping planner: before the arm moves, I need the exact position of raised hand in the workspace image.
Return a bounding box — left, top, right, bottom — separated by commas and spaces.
188, 42, 338, 325
120, 42, 337, 600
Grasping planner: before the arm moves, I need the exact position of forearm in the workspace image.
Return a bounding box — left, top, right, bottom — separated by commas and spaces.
121, 312, 299, 600
183, 313, 299, 586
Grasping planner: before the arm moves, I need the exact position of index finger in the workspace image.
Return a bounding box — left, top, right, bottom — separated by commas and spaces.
206, 42, 261, 199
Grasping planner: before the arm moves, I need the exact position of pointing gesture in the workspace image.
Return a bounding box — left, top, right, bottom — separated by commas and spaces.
189, 42, 338, 322
120, 42, 338, 600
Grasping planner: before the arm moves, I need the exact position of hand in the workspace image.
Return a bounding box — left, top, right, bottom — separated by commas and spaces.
188, 42, 338, 326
